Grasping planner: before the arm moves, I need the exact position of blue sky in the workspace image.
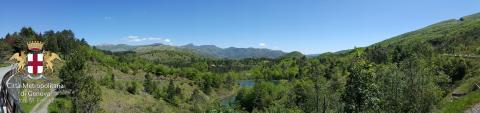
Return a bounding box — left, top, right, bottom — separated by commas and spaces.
1, 0, 480, 54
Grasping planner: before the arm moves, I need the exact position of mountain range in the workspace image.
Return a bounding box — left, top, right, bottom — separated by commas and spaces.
94, 43, 287, 59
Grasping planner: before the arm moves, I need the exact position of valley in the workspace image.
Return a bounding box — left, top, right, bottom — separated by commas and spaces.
2, 12, 480, 113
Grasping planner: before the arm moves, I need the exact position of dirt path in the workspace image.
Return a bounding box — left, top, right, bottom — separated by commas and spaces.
29, 88, 59, 113
465, 103, 480, 113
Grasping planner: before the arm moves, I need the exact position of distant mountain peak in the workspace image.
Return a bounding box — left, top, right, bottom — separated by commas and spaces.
183, 43, 195, 47
95, 43, 287, 59
149, 43, 165, 46
281, 51, 305, 59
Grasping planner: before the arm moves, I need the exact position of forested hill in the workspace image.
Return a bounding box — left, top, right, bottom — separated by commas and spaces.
95, 43, 286, 59
238, 12, 480, 113
370, 12, 480, 55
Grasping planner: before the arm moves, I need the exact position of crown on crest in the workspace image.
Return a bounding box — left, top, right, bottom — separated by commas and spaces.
27, 41, 43, 51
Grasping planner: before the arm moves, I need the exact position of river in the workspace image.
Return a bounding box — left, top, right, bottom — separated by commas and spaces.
220, 80, 255, 106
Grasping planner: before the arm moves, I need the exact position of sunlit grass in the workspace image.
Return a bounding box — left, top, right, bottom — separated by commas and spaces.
438, 91, 480, 113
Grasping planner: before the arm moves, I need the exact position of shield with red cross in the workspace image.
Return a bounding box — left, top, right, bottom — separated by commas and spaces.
27, 49, 44, 79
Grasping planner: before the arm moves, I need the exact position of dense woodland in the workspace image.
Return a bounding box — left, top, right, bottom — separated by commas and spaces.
2, 13, 480, 113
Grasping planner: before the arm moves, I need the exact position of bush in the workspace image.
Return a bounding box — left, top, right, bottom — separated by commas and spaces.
127, 81, 141, 94
100, 73, 115, 89
48, 95, 73, 113
153, 87, 165, 99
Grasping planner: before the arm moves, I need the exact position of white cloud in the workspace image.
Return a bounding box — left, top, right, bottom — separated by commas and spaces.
127, 35, 142, 42
145, 37, 163, 41
104, 16, 112, 20
125, 35, 171, 44
127, 36, 139, 39
259, 43, 267, 47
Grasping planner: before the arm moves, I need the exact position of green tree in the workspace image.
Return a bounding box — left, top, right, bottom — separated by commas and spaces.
166, 80, 176, 104
190, 89, 206, 112
75, 76, 102, 113
143, 73, 155, 94
288, 80, 314, 112
342, 59, 379, 113
236, 88, 255, 112
43, 30, 60, 52
399, 57, 443, 113
59, 51, 86, 96
59, 50, 102, 113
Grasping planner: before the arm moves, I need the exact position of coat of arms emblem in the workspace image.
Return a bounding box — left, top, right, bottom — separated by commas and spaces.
8, 41, 62, 79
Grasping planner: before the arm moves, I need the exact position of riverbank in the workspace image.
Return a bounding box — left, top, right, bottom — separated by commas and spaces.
216, 85, 241, 106
218, 80, 256, 106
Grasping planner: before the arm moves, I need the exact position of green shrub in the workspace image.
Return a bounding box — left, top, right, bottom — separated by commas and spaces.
127, 81, 141, 94
48, 95, 73, 113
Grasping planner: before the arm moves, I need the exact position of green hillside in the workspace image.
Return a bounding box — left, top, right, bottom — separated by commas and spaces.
235, 12, 480, 113
374, 12, 480, 55
3, 12, 480, 113
93, 44, 138, 52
